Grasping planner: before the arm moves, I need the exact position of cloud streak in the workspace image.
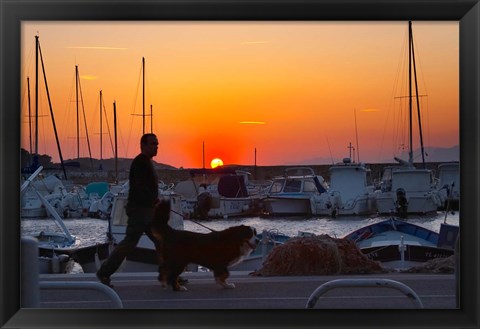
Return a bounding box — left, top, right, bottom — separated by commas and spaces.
240, 41, 272, 45
66, 46, 128, 50
239, 121, 266, 125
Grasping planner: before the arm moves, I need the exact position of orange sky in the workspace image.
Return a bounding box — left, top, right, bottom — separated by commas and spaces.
21, 21, 459, 168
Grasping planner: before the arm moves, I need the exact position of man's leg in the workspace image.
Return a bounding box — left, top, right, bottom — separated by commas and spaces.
96, 221, 143, 287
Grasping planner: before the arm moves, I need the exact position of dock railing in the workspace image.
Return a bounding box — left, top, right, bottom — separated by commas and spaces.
21, 236, 123, 308
306, 278, 424, 309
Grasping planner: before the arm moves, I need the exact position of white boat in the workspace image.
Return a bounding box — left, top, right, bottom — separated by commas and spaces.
175, 168, 264, 219
375, 164, 443, 216
310, 158, 377, 217
374, 22, 444, 217
261, 167, 328, 216
21, 172, 65, 218
436, 162, 460, 210
343, 217, 458, 269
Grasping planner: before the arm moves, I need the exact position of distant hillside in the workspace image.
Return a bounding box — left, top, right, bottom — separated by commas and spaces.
61, 157, 177, 171
391, 145, 459, 163
291, 145, 459, 165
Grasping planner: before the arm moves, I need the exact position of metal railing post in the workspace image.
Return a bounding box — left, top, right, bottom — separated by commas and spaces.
306, 278, 424, 309
39, 281, 124, 308
21, 237, 40, 308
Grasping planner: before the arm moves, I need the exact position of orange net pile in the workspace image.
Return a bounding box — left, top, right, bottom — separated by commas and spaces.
402, 255, 455, 274
251, 235, 384, 276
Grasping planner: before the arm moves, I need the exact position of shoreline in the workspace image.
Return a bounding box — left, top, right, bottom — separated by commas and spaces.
36, 161, 455, 185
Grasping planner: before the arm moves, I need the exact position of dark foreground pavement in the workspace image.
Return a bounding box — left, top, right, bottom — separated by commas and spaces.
38, 271, 456, 309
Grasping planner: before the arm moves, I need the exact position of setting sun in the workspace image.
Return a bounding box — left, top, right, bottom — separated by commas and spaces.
210, 158, 224, 168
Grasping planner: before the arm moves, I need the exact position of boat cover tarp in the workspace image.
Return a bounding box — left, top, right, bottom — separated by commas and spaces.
86, 182, 109, 198
217, 175, 248, 198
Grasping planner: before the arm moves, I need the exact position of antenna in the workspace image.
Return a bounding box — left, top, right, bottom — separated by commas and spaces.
325, 137, 334, 165
354, 108, 360, 163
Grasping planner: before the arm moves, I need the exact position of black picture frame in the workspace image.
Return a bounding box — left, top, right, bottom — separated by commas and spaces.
1, 0, 478, 328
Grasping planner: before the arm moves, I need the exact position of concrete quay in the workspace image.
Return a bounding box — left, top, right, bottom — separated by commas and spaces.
37, 271, 456, 309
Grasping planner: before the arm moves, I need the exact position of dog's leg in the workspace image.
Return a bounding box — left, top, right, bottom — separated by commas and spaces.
169, 266, 188, 292
158, 266, 168, 289
214, 268, 235, 289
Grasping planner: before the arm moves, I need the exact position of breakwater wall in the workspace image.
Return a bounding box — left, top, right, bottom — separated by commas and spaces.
44, 162, 447, 186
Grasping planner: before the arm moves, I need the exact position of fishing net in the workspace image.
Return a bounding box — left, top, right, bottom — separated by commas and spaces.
401, 255, 455, 274
251, 235, 384, 276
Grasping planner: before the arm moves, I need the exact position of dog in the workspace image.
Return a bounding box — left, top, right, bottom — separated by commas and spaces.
151, 200, 258, 291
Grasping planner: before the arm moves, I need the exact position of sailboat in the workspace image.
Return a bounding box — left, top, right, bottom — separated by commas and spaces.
21, 36, 111, 274
374, 21, 444, 217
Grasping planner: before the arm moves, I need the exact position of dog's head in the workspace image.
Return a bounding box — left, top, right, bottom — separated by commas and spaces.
236, 225, 258, 253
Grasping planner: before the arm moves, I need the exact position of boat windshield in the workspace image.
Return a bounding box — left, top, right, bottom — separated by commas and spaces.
269, 179, 285, 193
283, 179, 302, 193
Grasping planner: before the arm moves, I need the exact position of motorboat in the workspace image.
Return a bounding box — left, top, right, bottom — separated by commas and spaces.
261, 167, 328, 216
175, 168, 264, 219
436, 162, 460, 210
343, 217, 458, 269
310, 158, 377, 217
375, 163, 443, 216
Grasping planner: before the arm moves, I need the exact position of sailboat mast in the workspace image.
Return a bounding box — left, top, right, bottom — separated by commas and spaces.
254, 147, 257, 180
76, 66, 94, 169
38, 37, 68, 179
27, 77, 33, 155
408, 21, 413, 166
354, 108, 360, 163
202, 141, 205, 169
410, 24, 426, 168
76, 65, 80, 159
113, 101, 118, 183
100, 90, 103, 162
142, 57, 145, 135
35, 36, 39, 158
150, 104, 153, 133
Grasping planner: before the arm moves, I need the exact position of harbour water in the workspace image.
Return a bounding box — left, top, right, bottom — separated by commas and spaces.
21, 211, 459, 273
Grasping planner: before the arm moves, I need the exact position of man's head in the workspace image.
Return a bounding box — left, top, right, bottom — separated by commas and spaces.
140, 133, 158, 159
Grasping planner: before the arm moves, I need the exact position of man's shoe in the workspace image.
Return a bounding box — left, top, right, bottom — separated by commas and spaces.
96, 273, 114, 288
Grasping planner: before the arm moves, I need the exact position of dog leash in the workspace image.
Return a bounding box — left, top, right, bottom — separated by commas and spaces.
170, 209, 216, 232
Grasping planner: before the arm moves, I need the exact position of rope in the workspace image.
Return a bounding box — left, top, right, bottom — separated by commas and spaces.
169, 209, 216, 232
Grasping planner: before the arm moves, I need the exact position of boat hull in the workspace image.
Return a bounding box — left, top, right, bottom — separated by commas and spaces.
344, 218, 457, 267
262, 197, 312, 216
376, 192, 440, 215
312, 194, 377, 216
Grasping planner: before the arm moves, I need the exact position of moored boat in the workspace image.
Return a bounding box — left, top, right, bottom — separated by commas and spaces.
343, 217, 458, 269
375, 164, 443, 216
374, 21, 445, 217
310, 158, 376, 217
436, 162, 460, 211
175, 168, 264, 219
261, 167, 328, 216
